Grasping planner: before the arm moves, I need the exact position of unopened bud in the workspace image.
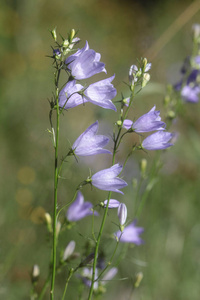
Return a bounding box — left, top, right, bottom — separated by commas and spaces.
63, 241, 76, 261
31, 264, 40, 284
62, 39, 69, 48
69, 29, 76, 41
142, 73, 150, 88
116, 120, 122, 127
44, 212, 52, 233
118, 203, 127, 228
50, 27, 57, 41
134, 272, 143, 288
140, 158, 147, 178
192, 24, 200, 40
56, 221, 61, 237
167, 110, 176, 119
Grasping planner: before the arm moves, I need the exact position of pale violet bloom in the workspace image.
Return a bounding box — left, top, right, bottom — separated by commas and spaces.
62, 241, 76, 261
72, 121, 111, 156
101, 267, 118, 285
59, 80, 86, 109
83, 75, 117, 111
118, 203, 127, 226
66, 191, 98, 222
115, 220, 144, 244
123, 106, 166, 132
65, 41, 106, 80
142, 131, 174, 150
103, 199, 120, 208
59, 76, 117, 110
91, 164, 128, 194
144, 62, 151, 72
78, 267, 98, 290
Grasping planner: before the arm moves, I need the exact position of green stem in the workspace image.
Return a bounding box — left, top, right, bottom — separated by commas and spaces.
61, 268, 74, 300
50, 70, 61, 299
87, 191, 112, 300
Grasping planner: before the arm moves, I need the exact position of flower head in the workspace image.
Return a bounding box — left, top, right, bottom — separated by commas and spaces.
123, 106, 166, 132
65, 41, 106, 80
91, 164, 128, 194
59, 80, 85, 109
66, 191, 98, 222
72, 121, 111, 156
115, 220, 144, 244
59, 76, 117, 111
83, 75, 117, 111
103, 199, 120, 208
141, 131, 174, 151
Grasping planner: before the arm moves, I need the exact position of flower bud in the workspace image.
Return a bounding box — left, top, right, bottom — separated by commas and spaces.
140, 158, 147, 178
56, 221, 61, 238
116, 120, 122, 127
31, 264, 40, 284
192, 24, 200, 40
62, 39, 69, 48
118, 203, 127, 230
69, 29, 76, 41
50, 27, 57, 41
63, 241, 76, 261
134, 272, 143, 288
142, 73, 150, 88
44, 212, 52, 233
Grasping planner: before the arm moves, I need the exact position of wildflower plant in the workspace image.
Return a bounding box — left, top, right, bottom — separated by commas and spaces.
32, 28, 175, 300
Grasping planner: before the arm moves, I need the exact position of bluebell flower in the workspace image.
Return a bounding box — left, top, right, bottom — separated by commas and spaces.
59, 76, 117, 110
101, 267, 118, 285
123, 106, 166, 132
103, 199, 120, 208
83, 75, 117, 111
66, 191, 98, 222
142, 131, 174, 150
91, 164, 128, 194
71, 121, 111, 156
115, 220, 144, 244
65, 41, 106, 80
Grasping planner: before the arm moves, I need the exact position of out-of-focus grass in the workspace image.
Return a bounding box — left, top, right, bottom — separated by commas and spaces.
1, 0, 200, 299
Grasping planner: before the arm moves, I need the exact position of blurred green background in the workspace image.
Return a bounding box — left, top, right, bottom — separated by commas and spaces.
1, 0, 200, 299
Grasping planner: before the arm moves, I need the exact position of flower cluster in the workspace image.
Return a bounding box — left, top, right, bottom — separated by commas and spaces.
174, 24, 200, 103
43, 29, 175, 299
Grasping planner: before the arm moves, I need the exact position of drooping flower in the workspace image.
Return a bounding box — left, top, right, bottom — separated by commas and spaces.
91, 164, 128, 194
181, 69, 200, 103
83, 75, 117, 111
66, 191, 98, 222
65, 41, 106, 80
118, 203, 127, 226
78, 267, 98, 290
71, 121, 111, 156
62, 241, 76, 261
123, 106, 166, 132
103, 199, 120, 208
59, 80, 86, 109
115, 220, 144, 244
101, 267, 118, 285
142, 131, 174, 151
58, 76, 117, 110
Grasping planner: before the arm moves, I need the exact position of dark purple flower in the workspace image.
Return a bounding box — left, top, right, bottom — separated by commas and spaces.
115, 220, 144, 244
123, 106, 166, 132
66, 191, 98, 222
91, 164, 128, 194
142, 131, 174, 150
65, 41, 106, 80
72, 121, 111, 156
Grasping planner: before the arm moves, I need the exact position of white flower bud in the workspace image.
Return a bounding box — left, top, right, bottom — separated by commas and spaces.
118, 203, 127, 227
63, 241, 76, 261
